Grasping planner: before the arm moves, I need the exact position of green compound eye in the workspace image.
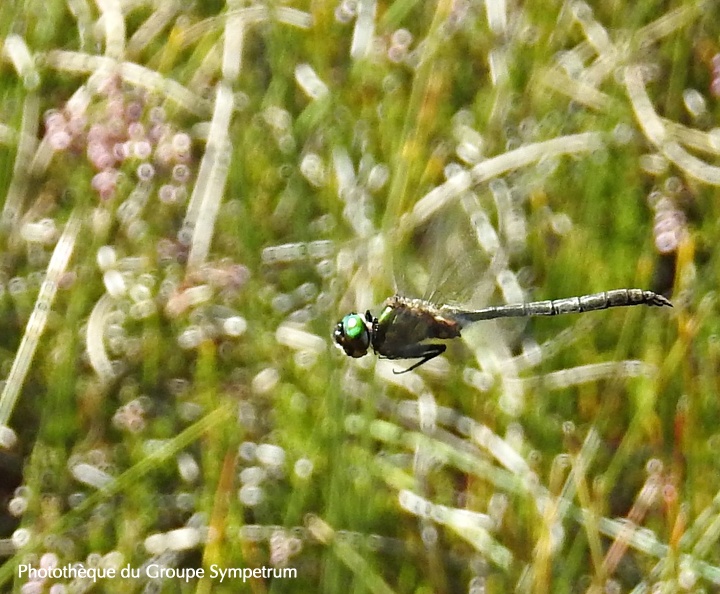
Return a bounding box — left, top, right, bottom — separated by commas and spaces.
333, 312, 370, 358
343, 314, 365, 338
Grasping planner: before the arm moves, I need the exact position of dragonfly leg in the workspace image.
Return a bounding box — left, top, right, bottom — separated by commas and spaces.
380, 343, 447, 374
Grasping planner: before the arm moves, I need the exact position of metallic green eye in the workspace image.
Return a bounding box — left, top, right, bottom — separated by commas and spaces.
343, 314, 364, 338
333, 313, 370, 358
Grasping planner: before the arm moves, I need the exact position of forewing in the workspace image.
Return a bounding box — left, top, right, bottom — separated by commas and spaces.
393, 199, 496, 306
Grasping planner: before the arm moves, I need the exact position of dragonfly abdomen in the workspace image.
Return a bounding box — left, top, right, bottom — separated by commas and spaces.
446, 289, 672, 325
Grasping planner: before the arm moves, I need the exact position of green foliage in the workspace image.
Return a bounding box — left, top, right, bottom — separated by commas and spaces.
0, 1, 718, 592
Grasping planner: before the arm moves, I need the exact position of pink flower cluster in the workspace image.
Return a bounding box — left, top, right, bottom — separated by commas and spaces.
42, 76, 193, 201
649, 193, 688, 255
711, 53, 720, 98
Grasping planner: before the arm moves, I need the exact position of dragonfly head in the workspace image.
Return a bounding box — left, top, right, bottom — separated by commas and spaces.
333, 312, 372, 358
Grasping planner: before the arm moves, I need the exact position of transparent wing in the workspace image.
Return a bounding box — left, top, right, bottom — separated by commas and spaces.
392, 196, 498, 307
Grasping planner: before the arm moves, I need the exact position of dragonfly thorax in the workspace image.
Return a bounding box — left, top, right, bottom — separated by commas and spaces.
333, 311, 373, 358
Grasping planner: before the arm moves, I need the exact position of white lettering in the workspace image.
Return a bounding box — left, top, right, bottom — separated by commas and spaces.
144, 564, 204, 582
122, 564, 140, 578
213, 565, 226, 582
207, 564, 299, 582
18, 564, 117, 583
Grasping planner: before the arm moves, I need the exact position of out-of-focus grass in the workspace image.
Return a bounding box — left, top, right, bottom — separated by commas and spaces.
0, 0, 718, 592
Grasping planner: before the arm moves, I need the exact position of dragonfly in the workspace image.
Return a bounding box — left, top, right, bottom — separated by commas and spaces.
334, 289, 672, 373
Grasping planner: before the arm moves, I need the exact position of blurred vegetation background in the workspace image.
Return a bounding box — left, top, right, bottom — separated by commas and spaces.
0, 0, 717, 592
